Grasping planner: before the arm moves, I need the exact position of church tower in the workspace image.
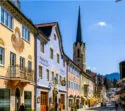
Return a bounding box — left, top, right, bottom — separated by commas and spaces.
73, 7, 86, 72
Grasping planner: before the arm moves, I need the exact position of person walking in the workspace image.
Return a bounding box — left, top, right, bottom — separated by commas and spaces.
115, 101, 118, 111
19, 103, 25, 111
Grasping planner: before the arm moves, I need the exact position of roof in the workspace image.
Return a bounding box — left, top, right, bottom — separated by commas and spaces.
75, 7, 83, 44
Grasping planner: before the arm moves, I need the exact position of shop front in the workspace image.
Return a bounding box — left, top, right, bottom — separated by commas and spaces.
0, 79, 33, 111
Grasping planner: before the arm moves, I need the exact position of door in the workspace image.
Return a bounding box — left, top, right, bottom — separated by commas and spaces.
40, 92, 48, 111
10, 52, 16, 77
53, 90, 58, 111
15, 88, 20, 111
60, 94, 65, 110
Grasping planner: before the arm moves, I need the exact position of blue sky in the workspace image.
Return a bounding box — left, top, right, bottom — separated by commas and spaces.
20, 0, 125, 75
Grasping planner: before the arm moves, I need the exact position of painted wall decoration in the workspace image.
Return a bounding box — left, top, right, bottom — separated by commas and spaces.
11, 27, 24, 53
0, 38, 4, 46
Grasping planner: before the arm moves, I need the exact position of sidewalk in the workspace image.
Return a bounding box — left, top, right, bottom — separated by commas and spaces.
77, 104, 100, 111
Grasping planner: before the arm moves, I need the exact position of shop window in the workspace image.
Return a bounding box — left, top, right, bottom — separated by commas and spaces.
0, 89, 10, 111
20, 57, 25, 72
0, 47, 4, 66
24, 91, 32, 111
39, 65, 42, 79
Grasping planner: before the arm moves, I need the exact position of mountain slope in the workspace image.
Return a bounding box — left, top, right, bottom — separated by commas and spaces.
105, 72, 120, 81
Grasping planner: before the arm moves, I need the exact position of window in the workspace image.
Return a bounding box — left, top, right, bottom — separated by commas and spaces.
28, 61, 32, 72
60, 75, 62, 84
46, 69, 49, 81
52, 72, 54, 81
40, 42, 44, 53
39, 66, 42, 79
0, 89, 10, 111
10, 52, 16, 66
50, 48, 53, 59
56, 74, 58, 84
77, 49, 80, 57
84, 85, 88, 97
63, 60, 65, 67
0, 47, 4, 65
22, 25, 30, 42
54, 33, 56, 40
20, 57, 25, 72
24, 91, 32, 111
57, 54, 59, 63
68, 81, 70, 88
1, 8, 13, 29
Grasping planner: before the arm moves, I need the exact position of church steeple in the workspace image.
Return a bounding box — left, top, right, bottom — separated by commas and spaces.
73, 7, 86, 72
76, 7, 83, 43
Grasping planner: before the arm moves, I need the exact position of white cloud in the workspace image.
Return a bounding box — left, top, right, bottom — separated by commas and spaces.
96, 21, 107, 27
93, 67, 96, 70
87, 66, 91, 70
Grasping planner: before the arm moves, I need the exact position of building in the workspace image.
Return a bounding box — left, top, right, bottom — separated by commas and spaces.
67, 59, 81, 110
116, 61, 125, 109
36, 22, 67, 111
0, 1, 37, 111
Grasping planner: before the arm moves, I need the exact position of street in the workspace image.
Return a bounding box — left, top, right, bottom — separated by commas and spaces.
78, 103, 123, 111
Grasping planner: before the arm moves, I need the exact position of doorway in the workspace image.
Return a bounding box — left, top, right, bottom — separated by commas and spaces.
40, 92, 48, 111
53, 90, 57, 111
15, 88, 20, 111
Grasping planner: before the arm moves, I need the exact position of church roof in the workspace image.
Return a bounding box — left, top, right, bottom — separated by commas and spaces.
76, 7, 83, 44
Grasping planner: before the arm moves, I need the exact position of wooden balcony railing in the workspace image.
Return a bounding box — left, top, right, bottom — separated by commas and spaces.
7, 65, 34, 82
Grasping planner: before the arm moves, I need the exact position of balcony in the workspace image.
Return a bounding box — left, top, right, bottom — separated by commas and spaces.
7, 65, 34, 83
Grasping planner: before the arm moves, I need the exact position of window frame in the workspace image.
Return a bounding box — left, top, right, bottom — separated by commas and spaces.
40, 42, 44, 53
57, 53, 60, 63
1, 8, 13, 30
22, 25, 30, 43
20, 56, 25, 72
50, 48, 53, 59
46, 69, 49, 81
39, 65, 42, 79
0, 47, 4, 66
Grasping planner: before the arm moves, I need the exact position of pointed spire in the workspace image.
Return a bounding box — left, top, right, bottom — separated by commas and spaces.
76, 6, 83, 43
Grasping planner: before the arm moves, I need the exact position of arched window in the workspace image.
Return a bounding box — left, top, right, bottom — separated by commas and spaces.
77, 49, 80, 57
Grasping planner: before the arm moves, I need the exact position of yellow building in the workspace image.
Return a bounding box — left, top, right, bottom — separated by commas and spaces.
0, 1, 37, 111
80, 72, 95, 107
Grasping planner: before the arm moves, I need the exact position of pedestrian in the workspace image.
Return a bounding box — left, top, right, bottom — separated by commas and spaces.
19, 103, 25, 111
115, 101, 118, 111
